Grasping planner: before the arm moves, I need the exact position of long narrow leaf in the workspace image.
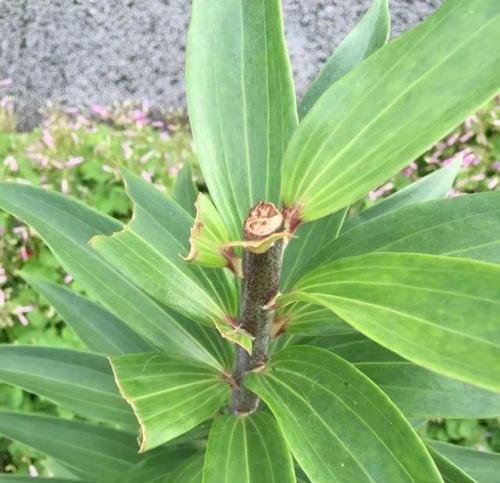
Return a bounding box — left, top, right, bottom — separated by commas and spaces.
308, 192, 500, 273
186, 0, 297, 239
170, 453, 204, 483
428, 446, 477, 483
312, 337, 500, 418
343, 159, 461, 232
299, 0, 390, 118
0, 411, 139, 481
0, 345, 134, 427
281, 208, 346, 290
429, 441, 500, 483
0, 182, 227, 370
21, 272, 151, 355
91, 171, 238, 326
282, 0, 500, 222
247, 346, 441, 483
282, 252, 500, 392
203, 412, 295, 483
110, 353, 229, 452
173, 164, 197, 217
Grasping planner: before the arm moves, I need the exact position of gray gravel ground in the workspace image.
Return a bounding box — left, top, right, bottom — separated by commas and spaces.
0, 0, 441, 129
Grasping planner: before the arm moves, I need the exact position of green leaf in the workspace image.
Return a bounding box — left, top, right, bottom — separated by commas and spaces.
173, 164, 197, 217
282, 252, 500, 392
0, 411, 139, 481
117, 446, 196, 483
312, 337, 500, 418
0, 345, 134, 427
91, 171, 238, 326
428, 446, 477, 483
169, 453, 204, 483
246, 346, 441, 483
343, 159, 461, 232
281, 208, 347, 290
203, 412, 295, 483
186, 0, 298, 239
0, 479, 85, 482
299, 0, 390, 118
282, 0, 500, 222
21, 272, 151, 355
309, 192, 500, 271
0, 182, 229, 371
110, 352, 230, 452
429, 441, 500, 483
184, 193, 233, 269
276, 302, 354, 337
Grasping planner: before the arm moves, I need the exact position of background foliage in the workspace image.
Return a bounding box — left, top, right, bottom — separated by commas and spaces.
0, 94, 498, 476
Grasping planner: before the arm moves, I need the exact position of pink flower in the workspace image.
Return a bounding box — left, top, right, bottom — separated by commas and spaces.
64, 274, 73, 284
142, 99, 150, 114
0, 78, 13, 87
20, 246, 31, 261
487, 178, 498, 190
12, 226, 29, 241
140, 151, 153, 164
0, 267, 7, 285
493, 162, 500, 172
3, 155, 18, 172
91, 104, 110, 118
14, 304, 34, 326
168, 165, 180, 175
447, 133, 460, 146
66, 156, 84, 168
459, 131, 474, 143
122, 142, 133, 160
447, 188, 461, 198
61, 178, 69, 194
462, 153, 480, 167
28, 465, 39, 477
42, 129, 55, 149
402, 162, 417, 177
141, 170, 153, 183
0, 289, 5, 306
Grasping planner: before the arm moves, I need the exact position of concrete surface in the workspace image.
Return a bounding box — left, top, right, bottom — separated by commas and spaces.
0, 0, 441, 129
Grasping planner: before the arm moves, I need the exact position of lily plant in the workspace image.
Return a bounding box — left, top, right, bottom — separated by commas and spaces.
0, 0, 500, 482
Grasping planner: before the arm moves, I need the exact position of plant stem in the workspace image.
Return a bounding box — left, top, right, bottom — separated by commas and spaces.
231, 202, 284, 414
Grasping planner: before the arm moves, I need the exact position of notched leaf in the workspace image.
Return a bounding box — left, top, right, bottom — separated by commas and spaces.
184, 193, 242, 275
213, 317, 254, 354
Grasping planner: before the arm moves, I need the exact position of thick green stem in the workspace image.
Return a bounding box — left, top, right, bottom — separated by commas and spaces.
231, 202, 284, 414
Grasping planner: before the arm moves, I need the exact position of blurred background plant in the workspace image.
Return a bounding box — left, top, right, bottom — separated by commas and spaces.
0, 92, 498, 475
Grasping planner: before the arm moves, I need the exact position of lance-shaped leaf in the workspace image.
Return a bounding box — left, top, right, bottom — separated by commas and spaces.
281, 208, 347, 290
203, 412, 295, 483
0, 479, 85, 482
429, 441, 500, 483
282, 252, 500, 392
173, 164, 197, 217
0, 182, 230, 371
110, 353, 230, 452
184, 193, 238, 273
281, 0, 500, 223
312, 337, 500, 418
186, 0, 298, 239
343, 158, 461, 232
246, 346, 441, 483
117, 446, 196, 483
309, 192, 500, 272
91, 171, 238, 327
170, 453, 204, 483
0, 411, 139, 481
21, 272, 151, 355
0, 345, 134, 427
275, 302, 353, 337
299, 0, 390, 118
428, 446, 477, 483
